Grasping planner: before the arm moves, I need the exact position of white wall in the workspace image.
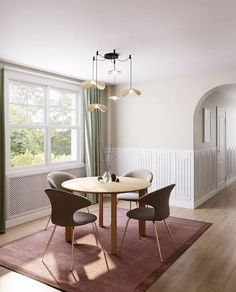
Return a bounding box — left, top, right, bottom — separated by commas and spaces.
108, 71, 236, 150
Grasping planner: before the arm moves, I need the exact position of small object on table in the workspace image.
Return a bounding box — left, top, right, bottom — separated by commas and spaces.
111, 173, 116, 182
115, 178, 119, 182
97, 176, 103, 182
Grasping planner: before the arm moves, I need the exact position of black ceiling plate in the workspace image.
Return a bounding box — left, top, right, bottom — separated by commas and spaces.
104, 52, 119, 60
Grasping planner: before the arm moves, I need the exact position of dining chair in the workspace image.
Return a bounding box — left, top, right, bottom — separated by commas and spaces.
45, 171, 77, 230
117, 169, 153, 209
119, 184, 176, 262
42, 189, 106, 271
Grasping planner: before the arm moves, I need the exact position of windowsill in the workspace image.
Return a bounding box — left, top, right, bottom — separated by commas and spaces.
6, 162, 85, 178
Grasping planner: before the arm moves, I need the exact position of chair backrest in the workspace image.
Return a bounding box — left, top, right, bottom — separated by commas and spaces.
123, 169, 153, 183
139, 184, 175, 221
45, 189, 91, 226
47, 171, 76, 191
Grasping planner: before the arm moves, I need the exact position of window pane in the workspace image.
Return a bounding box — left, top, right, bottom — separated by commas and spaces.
49, 110, 76, 126
51, 129, 77, 163
9, 104, 27, 124
28, 106, 44, 124
49, 110, 64, 125
9, 82, 27, 104
9, 81, 45, 125
49, 88, 76, 110
9, 82, 44, 106
10, 128, 44, 167
28, 86, 44, 106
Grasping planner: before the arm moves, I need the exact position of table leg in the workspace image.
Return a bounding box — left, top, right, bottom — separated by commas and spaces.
139, 189, 147, 236
111, 193, 117, 254
65, 226, 73, 242
99, 193, 104, 227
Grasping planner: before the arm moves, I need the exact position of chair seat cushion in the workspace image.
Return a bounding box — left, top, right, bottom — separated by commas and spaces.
73, 211, 97, 226
127, 207, 155, 221
117, 192, 139, 201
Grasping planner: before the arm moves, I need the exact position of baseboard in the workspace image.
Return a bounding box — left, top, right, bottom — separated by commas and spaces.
194, 189, 218, 208
226, 176, 236, 187
170, 198, 194, 209
6, 208, 51, 229
194, 175, 236, 208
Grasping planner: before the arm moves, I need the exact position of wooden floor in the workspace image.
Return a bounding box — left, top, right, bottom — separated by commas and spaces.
1, 183, 236, 292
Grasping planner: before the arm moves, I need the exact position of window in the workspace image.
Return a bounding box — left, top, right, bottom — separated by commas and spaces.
5, 70, 83, 173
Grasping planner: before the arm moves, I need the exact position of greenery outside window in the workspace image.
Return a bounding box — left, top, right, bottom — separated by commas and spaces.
5, 70, 83, 173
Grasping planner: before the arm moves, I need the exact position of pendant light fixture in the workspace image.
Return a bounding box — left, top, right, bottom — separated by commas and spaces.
80, 57, 105, 90
85, 52, 107, 113
108, 60, 120, 101
108, 59, 122, 76
122, 55, 141, 97
82, 50, 141, 112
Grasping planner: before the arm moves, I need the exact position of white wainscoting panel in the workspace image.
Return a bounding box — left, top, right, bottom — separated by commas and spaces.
194, 146, 236, 208
227, 146, 236, 180
194, 148, 217, 207
111, 148, 194, 208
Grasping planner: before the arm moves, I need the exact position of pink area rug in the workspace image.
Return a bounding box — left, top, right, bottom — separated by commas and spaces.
0, 208, 211, 292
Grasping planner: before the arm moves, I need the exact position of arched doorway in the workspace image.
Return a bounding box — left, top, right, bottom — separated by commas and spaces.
193, 84, 236, 207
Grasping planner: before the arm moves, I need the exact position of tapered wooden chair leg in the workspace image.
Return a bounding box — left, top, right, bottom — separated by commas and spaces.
164, 219, 176, 249
119, 218, 130, 252
45, 216, 51, 231
42, 225, 57, 260
153, 222, 163, 262
93, 222, 109, 271
70, 227, 75, 271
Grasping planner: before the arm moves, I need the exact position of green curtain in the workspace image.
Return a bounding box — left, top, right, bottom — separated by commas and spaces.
0, 68, 5, 233
83, 88, 101, 203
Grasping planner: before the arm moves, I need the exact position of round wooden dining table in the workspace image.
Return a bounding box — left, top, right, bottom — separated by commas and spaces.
62, 176, 151, 254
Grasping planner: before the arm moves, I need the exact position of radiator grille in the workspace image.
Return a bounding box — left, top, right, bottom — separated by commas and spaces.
7, 168, 85, 218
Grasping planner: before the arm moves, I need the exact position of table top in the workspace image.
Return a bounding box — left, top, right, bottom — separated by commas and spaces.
62, 176, 151, 194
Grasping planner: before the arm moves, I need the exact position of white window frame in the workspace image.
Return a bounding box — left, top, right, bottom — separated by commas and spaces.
4, 69, 84, 175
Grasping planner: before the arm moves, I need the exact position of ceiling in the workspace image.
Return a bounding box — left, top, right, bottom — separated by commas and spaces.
1, 0, 236, 84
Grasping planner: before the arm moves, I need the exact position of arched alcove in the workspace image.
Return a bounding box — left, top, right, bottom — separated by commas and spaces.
193, 84, 236, 207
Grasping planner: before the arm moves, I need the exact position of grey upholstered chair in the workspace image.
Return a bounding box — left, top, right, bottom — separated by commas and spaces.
119, 184, 176, 262
47, 171, 76, 191
117, 169, 153, 209
45, 171, 76, 230
42, 189, 105, 271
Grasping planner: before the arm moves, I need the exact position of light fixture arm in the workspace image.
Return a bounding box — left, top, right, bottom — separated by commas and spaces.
129, 55, 132, 89
92, 56, 95, 80
95, 51, 98, 103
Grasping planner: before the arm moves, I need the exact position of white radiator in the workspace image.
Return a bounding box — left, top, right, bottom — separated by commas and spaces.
6, 167, 85, 228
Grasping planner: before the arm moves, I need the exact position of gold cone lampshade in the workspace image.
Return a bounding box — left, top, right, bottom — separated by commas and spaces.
122, 88, 141, 97
87, 103, 107, 112
80, 80, 105, 90
109, 95, 120, 100
121, 55, 141, 97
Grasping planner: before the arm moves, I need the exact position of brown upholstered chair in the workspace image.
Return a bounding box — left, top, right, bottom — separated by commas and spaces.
117, 169, 153, 209
45, 171, 77, 230
42, 189, 105, 271
119, 184, 176, 262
